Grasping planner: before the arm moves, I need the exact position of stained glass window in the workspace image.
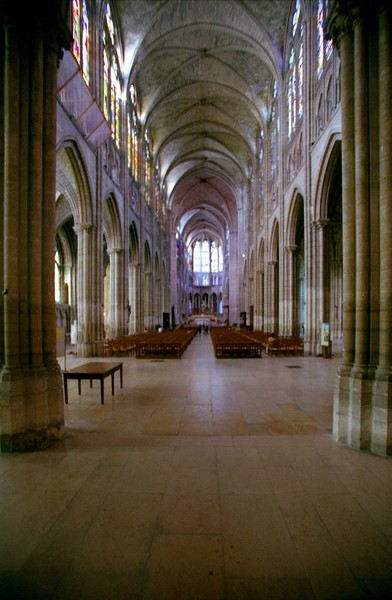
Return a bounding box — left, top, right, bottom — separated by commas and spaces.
317, 0, 333, 79
129, 84, 140, 182
144, 130, 151, 206
162, 184, 167, 228
72, 0, 90, 84
298, 33, 304, 119
211, 241, 218, 273
271, 82, 278, 180
103, 32, 110, 121
259, 128, 264, 164
103, 3, 121, 145
287, 0, 303, 138
155, 167, 161, 221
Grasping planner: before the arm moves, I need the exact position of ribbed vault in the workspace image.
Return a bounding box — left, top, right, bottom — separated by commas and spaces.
114, 0, 291, 243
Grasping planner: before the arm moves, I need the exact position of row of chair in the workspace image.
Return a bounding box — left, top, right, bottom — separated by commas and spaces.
104, 328, 198, 359
244, 331, 304, 356
210, 327, 262, 358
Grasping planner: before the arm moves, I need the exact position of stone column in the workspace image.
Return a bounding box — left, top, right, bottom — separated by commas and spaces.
144, 271, 152, 329
330, 7, 356, 446
315, 219, 330, 352
305, 223, 318, 356
328, 0, 392, 454
266, 260, 278, 334
347, 15, 372, 450
74, 223, 96, 357
108, 248, 124, 338
254, 270, 263, 331
0, 4, 71, 452
373, 3, 392, 454
377, 4, 392, 376
128, 263, 138, 333
229, 230, 239, 325
284, 246, 297, 336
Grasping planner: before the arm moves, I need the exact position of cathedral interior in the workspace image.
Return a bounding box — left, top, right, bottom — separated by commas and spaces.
1, 0, 392, 598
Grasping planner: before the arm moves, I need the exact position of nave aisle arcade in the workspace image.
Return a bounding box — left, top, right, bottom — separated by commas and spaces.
0, 0, 391, 455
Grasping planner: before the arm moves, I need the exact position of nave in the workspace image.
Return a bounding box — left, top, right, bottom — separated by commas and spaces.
0, 336, 391, 599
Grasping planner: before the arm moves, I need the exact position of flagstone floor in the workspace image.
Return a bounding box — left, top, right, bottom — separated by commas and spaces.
1, 333, 392, 599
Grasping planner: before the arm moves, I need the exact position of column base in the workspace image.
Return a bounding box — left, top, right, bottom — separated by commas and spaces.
333, 365, 392, 456
0, 363, 64, 453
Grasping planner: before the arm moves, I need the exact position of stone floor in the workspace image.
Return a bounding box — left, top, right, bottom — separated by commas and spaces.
1, 333, 392, 599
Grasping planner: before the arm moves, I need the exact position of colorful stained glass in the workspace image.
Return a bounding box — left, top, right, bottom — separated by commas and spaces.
103, 35, 110, 123
105, 2, 115, 44
317, 0, 333, 79
81, 1, 89, 83
102, 4, 122, 145
298, 37, 304, 118
145, 130, 151, 205
129, 84, 139, 182
72, 0, 89, 84
287, 1, 303, 138
292, 0, 300, 37
259, 128, 264, 163
317, 1, 324, 77
72, 0, 81, 63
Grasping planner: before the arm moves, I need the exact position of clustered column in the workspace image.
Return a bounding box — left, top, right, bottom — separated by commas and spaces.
0, 5, 71, 451
328, 1, 392, 454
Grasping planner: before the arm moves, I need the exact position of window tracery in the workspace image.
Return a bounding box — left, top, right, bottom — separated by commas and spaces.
317, 0, 333, 79
72, 0, 90, 84
144, 129, 151, 206
287, 0, 303, 139
270, 81, 279, 182
128, 84, 140, 183
103, 2, 121, 145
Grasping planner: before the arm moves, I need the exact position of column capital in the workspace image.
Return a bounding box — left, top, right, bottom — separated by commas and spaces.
73, 222, 95, 234
107, 248, 124, 256
325, 1, 361, 48
312, 219, 330, 231
285, 245, 298, 254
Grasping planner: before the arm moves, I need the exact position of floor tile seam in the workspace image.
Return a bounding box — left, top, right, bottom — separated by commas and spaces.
290, 531, 359, 599
304, 490, 392, 566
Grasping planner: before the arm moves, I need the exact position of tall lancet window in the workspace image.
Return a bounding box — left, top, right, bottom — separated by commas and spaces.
317, 0, 333, 79
103, 2, 122, 145
162, 184, 167, 228
128, 84, 139, 182
155, 166, 161, 222
270, 81, 279, 182
287, 0, 303, 138
72, 0, 90, 84
144, 129, 152, 206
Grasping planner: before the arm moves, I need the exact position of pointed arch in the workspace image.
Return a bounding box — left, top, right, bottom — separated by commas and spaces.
103, 193, 122, 250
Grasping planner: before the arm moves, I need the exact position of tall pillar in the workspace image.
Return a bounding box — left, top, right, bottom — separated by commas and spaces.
74, 222, 95, 357
266, 260, 278, 334
328, 0, 392, 454
254, 270, 263, 331
373, 2, 392, 455
330, 5, 356, 446
305, 223, 318, 356
144, 272, 152, 329
229, 230, 239, 325
315, 219, 330, 353
0, 4, 71, 451
284, 246, 297, 336
108, 248, 124, 338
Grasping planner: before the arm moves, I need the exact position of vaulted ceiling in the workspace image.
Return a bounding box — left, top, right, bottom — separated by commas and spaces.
113, 0, 292, 247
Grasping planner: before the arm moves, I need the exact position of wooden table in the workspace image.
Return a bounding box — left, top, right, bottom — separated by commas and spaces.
63, 362, 123, 404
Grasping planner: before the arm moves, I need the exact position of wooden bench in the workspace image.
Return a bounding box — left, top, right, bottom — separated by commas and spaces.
210, 328, 262, 358
136, 328, 197, 358
63, 362, 123, 404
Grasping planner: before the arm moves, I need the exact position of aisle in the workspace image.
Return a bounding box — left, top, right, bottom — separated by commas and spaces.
2, 340, 392, 600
